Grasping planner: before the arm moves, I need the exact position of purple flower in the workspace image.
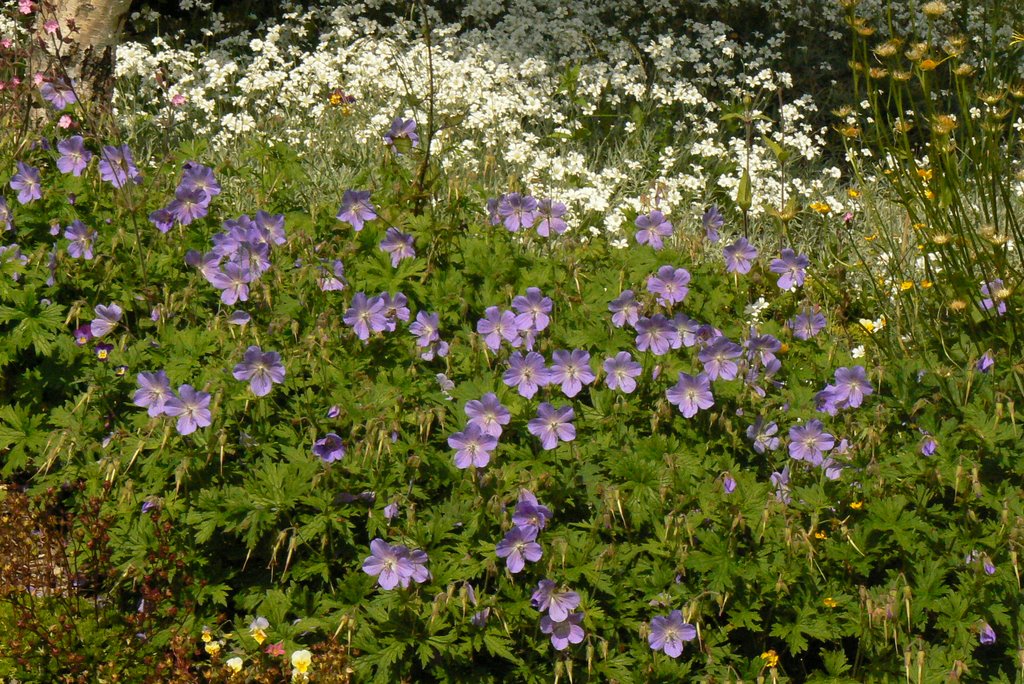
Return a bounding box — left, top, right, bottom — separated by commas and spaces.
93, 345, 113, 364
512, 287, 553, 332
0, 196, 11, 232
64, 220, 96, 260
528, 403, 576, 450
635, 315, 680, 356
829, 366, 873, 409
535, 198, 567, 236
770, 466, 791, 503
697, 336, 743, 381
494, 526, 542, 573
97, 144, 142, 188
647, 265, 691, 306
548, 349, 595, 398
148, 208, 174, 233
56, 136, 92, 176
410, 311, 440, 347
336, 190, 377, 231
318, 258, 347, 292
73, 324, 93, 346
179, 162, 220, 201
255, 211, 286, 245
449, 423, 497, 469
343, 292, 388, 340
471, 608, 491, 628
703, 205, 724, 243
635, 210, 673, 249
133, 370, 173, 417
166, 187, 209, 225
980, 623, 996, 645
512, 490, 552, 535
788, 419, 835, 465
977, 350, 994, 373
163, 384, 212, 435
209, 262, 252, 305
746, 417, 780, 454
540, 612, 585, 651
383, 502, 399, 521
609, 290, 640, 328
503, 351, 549, 398
227, 310, 250, 325
769, 249, 809, 290
497, 193, 538, 232
232, 346, 286, 397
464, 393, 510, 438
362, 539, 414, 590
380, 227, 416, 267
313, 433, 345, 462
383, 116, 419, 153
723, 237, 757, 274
603, 352, 642, 393
40, 79, 77, 110
90, 303, 122, 338
920, 435, 938, 456
980, 279, 1007, 316
380, 292, 410, 331
648, 611, 697, 658
791, 309, 827, 340
10, 162, 42, 204
666, 372, 714, 418
531, 580, 581, 621
723, 474, 737, 494
477, 306, 519, 351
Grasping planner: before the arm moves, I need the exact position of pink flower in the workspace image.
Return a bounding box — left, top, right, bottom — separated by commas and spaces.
170, 93, 186, 106
265, 641, 285, 656
1, 39, 13, 49
32, 72, 44, 86
58, 115, 72, 128
43, 19, 59, 34
18, 0, 34, 14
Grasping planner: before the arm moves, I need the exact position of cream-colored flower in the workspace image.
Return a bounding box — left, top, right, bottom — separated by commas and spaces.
226, 657, 244, 673
291, 649, 312, 678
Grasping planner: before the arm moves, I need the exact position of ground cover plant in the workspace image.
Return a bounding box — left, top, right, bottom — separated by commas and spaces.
2, 0, 1024, 681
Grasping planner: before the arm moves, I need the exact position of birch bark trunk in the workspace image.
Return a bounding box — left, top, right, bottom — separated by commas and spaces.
35, 0, 134, 110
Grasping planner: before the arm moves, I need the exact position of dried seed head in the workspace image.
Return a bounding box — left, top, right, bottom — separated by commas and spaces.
922, 1, 948, 17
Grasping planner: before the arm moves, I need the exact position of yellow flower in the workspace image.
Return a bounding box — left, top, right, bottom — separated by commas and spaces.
201, 626, 213, 643
919, 58, 939, 71
917, 168, 933, 182
864, 233, 878, 241
205, 640, 222, 656
226, 657, 243, 673
814, 530, 828, 540
847, 188, 860, 199
809, 201, 832, 214
859, 318, 875, 333
761, 650, 780, 668
850, 500, 863, 510
920, 280, 932, 289
291, 649, 312, 677
924, 189, 936, 200
1012, 31, 1024, 46
249, 616, 269, 645
900, 281, 914, 291
823, 597, 838, 608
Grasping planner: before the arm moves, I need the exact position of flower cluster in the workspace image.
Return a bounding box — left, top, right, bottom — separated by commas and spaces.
133, 371, 213, 436
149, 162, 222, 230
495, 490, 551, 573
185, 208, 286, 305
343, 291, 411, 341
531, 580, 584, 650
487, 193, 568, 235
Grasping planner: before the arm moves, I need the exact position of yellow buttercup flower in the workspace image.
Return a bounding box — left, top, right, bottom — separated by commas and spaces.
850, 500, 864, 510
809, 201, 832, 214
823, 597, 838, 608
900, 281, 914, 291
761, 650, 780, 668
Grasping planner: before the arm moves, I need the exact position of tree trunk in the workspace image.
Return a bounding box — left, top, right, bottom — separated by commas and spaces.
35, 0, 134, 111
